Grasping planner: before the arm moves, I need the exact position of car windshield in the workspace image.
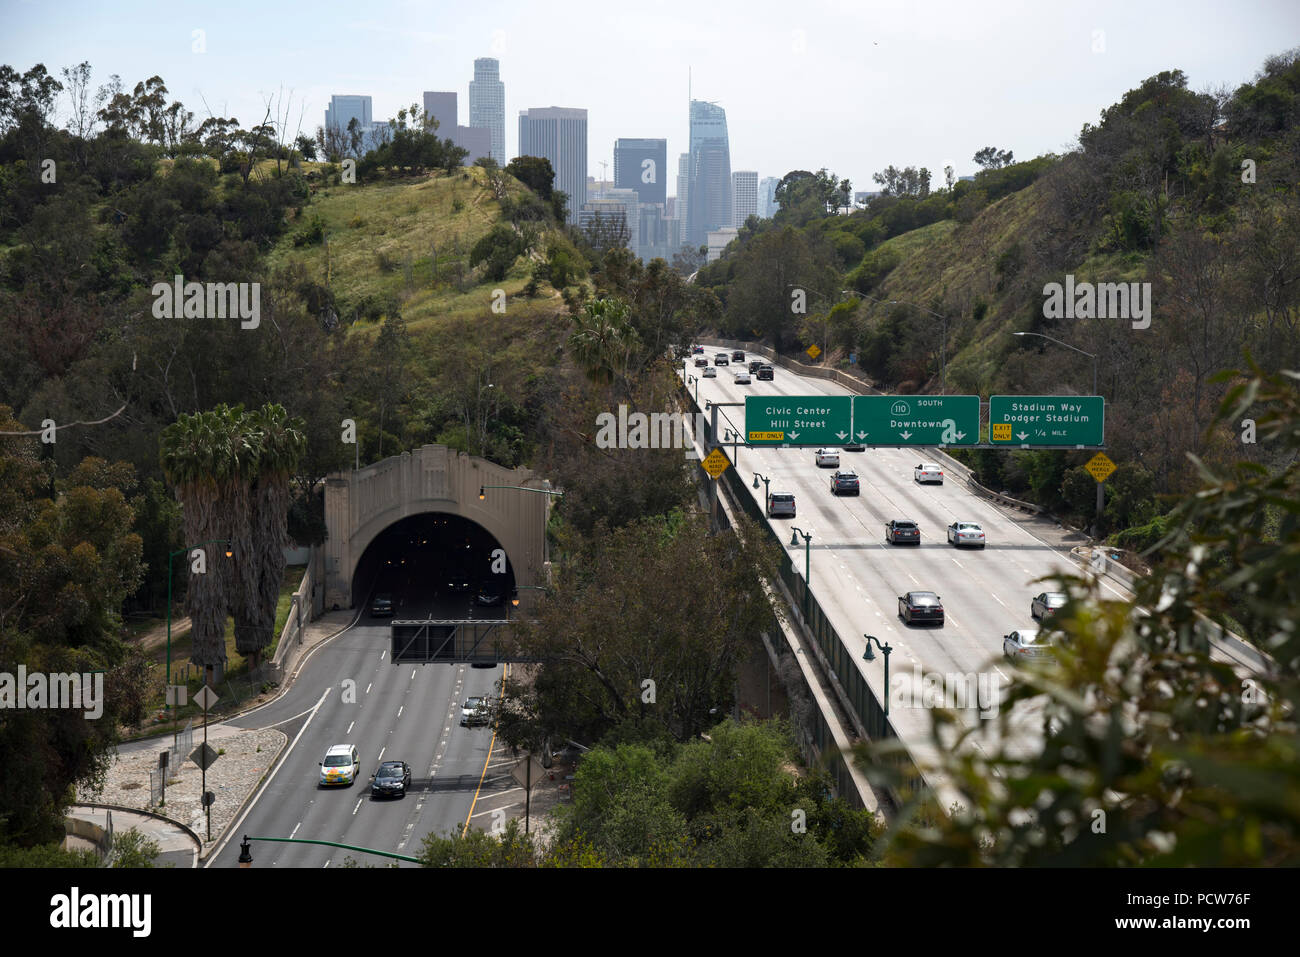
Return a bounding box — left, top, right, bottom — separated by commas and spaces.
465, 697, 484, 708
956, 523, 979, 530
324, 754, 351, 767
895, 521, 916, 529
1018, 630, 1043, 644
378, 764, 402, 777
772, 494, 794, 502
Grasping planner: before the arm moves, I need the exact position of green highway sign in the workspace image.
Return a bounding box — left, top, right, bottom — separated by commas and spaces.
851, 395, 979, 446
746, 396, 852, 446
989, 395, 1105, 446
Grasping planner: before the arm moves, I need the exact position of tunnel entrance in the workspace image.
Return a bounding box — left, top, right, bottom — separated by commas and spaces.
351, 512, 516, 622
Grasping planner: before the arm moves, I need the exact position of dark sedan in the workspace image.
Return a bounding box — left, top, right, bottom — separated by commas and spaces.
898, 591, 944, 625
370, 760, 412, 798
446, 573, 472, 594
830, 471, 860, 495
885, 519, 921, 544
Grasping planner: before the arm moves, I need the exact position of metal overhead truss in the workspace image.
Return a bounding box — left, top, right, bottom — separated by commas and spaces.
389, 618, 543, 664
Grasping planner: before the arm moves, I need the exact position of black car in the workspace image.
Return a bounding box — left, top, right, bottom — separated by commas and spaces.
749, 359, 764, 373
371, 592, 393, 617
898, 591, 944, 625
731, 350, 745, 362
476, 581, 504, 606
830, 471, 860, 495
446, 573, 472, 593
885, 519, 921, 544
756, 364, 774, 380
370, 760, 412, 798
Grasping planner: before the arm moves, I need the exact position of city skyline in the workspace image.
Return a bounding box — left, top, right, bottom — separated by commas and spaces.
5, 0, 1293, 207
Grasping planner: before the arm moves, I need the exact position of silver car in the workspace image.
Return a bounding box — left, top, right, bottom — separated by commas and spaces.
1003, 628, 1053, 662
947, 522, 986, 548
1031, 591, 1068, 620
767, 492, 796, 518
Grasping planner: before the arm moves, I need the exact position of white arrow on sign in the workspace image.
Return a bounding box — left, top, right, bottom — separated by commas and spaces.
856, 431, 868, 440
788, 431, 800, 440
1016, 431, 1029, 440
955, 432, 965, 440
899, 430, 913, 440
836, 431, 847, 440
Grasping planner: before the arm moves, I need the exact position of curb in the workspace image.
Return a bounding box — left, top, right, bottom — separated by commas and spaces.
72, 802, 204, 865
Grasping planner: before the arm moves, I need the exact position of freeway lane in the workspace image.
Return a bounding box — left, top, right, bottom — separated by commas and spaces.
686, 359, 1123, 771
209, 611, 502, 867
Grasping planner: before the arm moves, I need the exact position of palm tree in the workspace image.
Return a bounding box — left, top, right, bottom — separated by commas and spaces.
234, 404, 306, 671
568, 297, 639, 398
160, 405, 257, 685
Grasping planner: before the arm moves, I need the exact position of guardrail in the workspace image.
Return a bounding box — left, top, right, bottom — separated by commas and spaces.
684, 382, 921, 809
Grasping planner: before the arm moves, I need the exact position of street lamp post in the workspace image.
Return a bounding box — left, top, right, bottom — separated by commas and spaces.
166, 539, 232, 708
687, 374, 698, 404
789, 526, 812, 615
862, 634, 893, 715
1010, 331, 1098, 396
858, 293, 950, 393
752, 472, 771, 513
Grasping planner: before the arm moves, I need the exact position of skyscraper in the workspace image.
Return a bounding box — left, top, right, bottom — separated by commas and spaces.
423, 91, 491, 160
759, 176, 781, 218
325, 95, 372, 143
614, 138, 667, 206
686, 100, 731, 247
469, 57, 505, 164
518, 107, 588, 224
675, 152, 690, 248
732, 170, 757, 227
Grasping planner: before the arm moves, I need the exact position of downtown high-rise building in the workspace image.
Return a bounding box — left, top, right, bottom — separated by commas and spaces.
759, 175, 781, 217
518, 107, 588, 224
732, 170, 757, 227
469, 57, 506, 164
614, 138, 667, 206
423, 91, 491, 160
686, 100, 732, 247
675, 152, 690, 249
325, 95, 372, 141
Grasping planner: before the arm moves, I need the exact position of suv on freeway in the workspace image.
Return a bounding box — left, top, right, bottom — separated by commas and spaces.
319, 744, 360, 787
461, 696, 490, 727
731, 350, 745, 362
749, 359, 764, 373
756, 364, 774, 380
767, 492, 796, 518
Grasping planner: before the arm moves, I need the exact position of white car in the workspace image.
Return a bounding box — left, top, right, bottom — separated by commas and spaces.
914, 463, 944, 484
947, 521, 986, 548
733, 370, 752, 384
1003, 628, 1054, 662
814, 448, 840, 468
702, 365, 717, 378
319, 744, 360, 787
461, 696, 490, 727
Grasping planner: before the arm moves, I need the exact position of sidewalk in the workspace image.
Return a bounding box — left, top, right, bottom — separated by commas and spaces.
65, 804, 201, 868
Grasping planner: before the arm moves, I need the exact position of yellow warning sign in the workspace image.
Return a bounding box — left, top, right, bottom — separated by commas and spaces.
806, 344, 821, 360
991, 423, 1013, 442
1085, 452, 1116, 482
701, 448, 731, 479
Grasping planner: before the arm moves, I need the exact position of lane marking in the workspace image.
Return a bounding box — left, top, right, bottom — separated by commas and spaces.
290, 821, 301, 839
462, 664, 506, 837
352, 798, 362, 816
365, 682, 372, 694
346, 720, 354, 735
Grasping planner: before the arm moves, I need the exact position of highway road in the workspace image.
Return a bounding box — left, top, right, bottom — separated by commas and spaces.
683, 355, 1132, 777
208, 590, 511, 868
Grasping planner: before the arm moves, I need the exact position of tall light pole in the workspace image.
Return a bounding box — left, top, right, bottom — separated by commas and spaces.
166, 539, 232, 708
687, 374, 699, 404
862, 635, 893, 716
753, 471, 771, 513
1011, 331, 1098, 396
789, 526, 812, 615
858, 293, 950, 394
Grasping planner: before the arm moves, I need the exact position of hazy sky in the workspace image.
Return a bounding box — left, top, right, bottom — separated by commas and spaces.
4, 0, 1297, 194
